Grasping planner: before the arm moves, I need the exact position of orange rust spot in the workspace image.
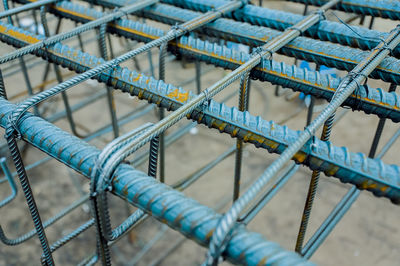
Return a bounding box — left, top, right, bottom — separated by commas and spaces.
174, 214, 183, 225
325, 165, 339, 176
58, 147, 64, 156
231, 128, 239, 137
77, 158, 84, 168
167, 88, 189, 103
360, 181, 378, 190
248, 134, 265, 146
205, 229, 214, 241
132, 73, 142, 82
257, 257, 267, 266
293, 152, 307, 163
239, 251, 246, 260
122, 184, 129, 196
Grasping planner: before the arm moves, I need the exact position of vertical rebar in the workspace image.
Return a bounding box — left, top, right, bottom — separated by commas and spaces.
4, 130, 54, 265
40, 6, 82, 137
0, 69, 7, 99
99, 23, 119, 138
301, 84, 397, 258
158, 42, 168, 183
195, 60, 201, 94
295, 112, 336, 253
233, 71, 251, 201
148, 136, 160, 178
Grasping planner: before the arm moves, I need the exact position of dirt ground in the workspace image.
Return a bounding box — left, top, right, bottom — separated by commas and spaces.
0, 1, 399, 266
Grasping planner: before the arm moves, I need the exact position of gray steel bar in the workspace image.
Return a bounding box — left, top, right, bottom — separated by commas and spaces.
0, 0, 57, 19
0, 97, 311, 266
0, 0, 159, 64
206, 23, 400, 266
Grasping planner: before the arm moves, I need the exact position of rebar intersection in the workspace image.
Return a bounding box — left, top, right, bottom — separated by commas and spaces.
0, 0, 399, 265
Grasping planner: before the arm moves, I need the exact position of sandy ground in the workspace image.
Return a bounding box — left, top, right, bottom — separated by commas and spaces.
0, 1, 399, 266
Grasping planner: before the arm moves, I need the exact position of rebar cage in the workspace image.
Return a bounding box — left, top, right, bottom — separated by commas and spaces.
0, 0, 399, 265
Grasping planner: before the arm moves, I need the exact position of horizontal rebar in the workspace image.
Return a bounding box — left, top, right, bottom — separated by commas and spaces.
0, 0, 159, 64
159, 0, 400, 57
19, 1, 400, 122
282, 0, 400, 20
2, 18, 400, 124
0, 22, 399, 203
206, 22, 400, 266
0, 0, 58, 19
0, 98, 311, 266
66, 0, 400, 84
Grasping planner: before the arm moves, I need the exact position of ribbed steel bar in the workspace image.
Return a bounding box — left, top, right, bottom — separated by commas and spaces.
300, 83, 398, 259
0, 157, 17, 208
39, 5, 83, 138
85, 0, 400, 84
295, 113, 335, 253
90, 123, 154, 265
301, 125, 400, 259
14, 1, 400, 122
0, 0, 57, 19
79, 6, 341, 245
0, 194, 89, 245
145, 3, 400, 84
159, 0, 400, 57
283, 0, 400, 20
206, 24, 400, 266
233, 72, 250, 201
0, 98, 311, 266
0, 0, 159, 64
1, 23, 399, 203
98, 22, 120, 138
158, 42, 167, 183
6, 0, 245, 136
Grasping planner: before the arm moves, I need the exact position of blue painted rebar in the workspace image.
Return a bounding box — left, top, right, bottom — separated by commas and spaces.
0, 97, 311, 266
0, 0, 58, 19
205, 24, 400, 266
2, 18, 400, 125
139, 2, 400, 84
159, 0, 400, 57
23, 1, 400, 121
1, 22, 399, 203
0, 0, 159, 64
283, 0, 400, 20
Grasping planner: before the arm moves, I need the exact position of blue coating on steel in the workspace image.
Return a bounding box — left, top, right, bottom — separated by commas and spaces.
0, 98, 312, 266
143, 1, 400, 84
284, 0, 400, 20
159, 0, 396, 53
162, 0, 400, 21
15, 0, 400, 83
3, 3, 400, 123
1, 21, 399, 202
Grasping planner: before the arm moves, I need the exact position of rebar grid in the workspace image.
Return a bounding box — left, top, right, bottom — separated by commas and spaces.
0, 0, 399, 265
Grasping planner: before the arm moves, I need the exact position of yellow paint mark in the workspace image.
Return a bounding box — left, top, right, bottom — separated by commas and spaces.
167, 88, 189, 103
381, 186, 388, 192
325, 165, 339, 176
0, 24, 40, 44
293, 152, 307, 163
132, 73, 142, 82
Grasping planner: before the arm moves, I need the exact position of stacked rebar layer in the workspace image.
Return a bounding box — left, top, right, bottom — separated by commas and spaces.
0, 0, 399, 265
